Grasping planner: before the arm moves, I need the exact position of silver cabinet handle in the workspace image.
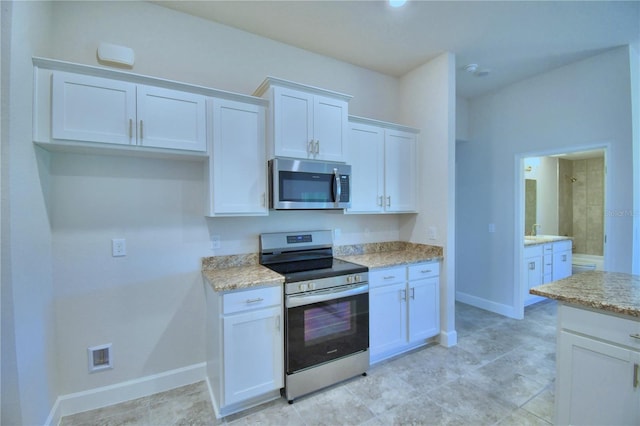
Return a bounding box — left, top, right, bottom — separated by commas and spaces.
630, 333, 640, 340
315, 140, 320, 154
528, 262, 536, 270
378, 196, 384, 207
383, 276, 396, 280
129, 119, 133, 139
275, 315, 280, 331
139, 120, 144, 140
308, 140, 314, 155
562, 254, 567, 262
634, 364, 639, 389
262, 193, 266, 207
400, 289, 406, 301
421, 269, 432, 274
386, 196, 391, 207
410, 287, 415, 299
245, 297, 264, 304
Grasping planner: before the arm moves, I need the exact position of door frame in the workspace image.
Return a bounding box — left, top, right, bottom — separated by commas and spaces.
514, 143, 610, 318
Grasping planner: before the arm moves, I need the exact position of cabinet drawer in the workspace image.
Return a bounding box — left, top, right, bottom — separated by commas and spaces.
560, 304, 640, 349
525, 245, 543, 258
408, 262, 440, 280
554, 239, 573, 252
223, 285, 281, 315
370, 266, 406, 288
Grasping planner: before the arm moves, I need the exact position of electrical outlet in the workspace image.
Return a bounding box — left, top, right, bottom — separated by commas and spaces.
112, 239, 126, 257
211, 235, 221, 250
427, 226, 438, 240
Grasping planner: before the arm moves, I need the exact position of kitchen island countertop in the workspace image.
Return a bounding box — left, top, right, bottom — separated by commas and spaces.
530, 270, 640, 318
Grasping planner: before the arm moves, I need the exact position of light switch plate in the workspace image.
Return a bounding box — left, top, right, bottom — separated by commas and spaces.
112, 239, 126, 257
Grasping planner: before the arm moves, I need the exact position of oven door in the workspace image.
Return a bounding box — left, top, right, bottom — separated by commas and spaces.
285, 283, 368, 374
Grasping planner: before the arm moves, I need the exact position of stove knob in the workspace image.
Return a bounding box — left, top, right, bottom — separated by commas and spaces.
299, 283, 307, 292
346, 276, 353, 284
355, 275, 361, 283
308, 282, 315, 291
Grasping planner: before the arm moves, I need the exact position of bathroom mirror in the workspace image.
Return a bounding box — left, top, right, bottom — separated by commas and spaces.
525, 179, 537, 235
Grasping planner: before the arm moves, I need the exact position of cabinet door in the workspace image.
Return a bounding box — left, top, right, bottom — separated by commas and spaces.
369, 282, 407, 361
209, 98, 267, 216
408, 277, 440, 342
525, 255, 545, 305
52, 71, 136, 145
346, 122, 384, 213
552, 250, 572, 281
313, 95, 347, 162
223, 306, 283, 406
556, 331, 640, 425
384, 130, 417, 212
272, 87, 314, 159
136, 85, 206, 152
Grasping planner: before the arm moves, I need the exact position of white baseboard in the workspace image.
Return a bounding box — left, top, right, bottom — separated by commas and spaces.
456, 291, 518, 319
46, 362, 207, 426
439, 329, 458, 347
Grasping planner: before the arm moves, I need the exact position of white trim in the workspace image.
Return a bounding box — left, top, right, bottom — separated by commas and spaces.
45, 363, 207, 426
456, 291, 519, 319
439, 329, 458, 347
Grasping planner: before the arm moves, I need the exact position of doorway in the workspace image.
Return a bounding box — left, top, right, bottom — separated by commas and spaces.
515, 145, 609, 318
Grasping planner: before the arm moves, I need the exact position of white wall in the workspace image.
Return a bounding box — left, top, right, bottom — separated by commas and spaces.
39, 0, 404, 405
631, 42, 640, 275
457, 46, 635, 317
1, 1, 57, 424
398, 52, 457, 346
456, 96, 469, 142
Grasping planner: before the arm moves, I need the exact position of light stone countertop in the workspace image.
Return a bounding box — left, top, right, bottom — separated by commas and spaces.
201, 254, 284, 292
202, 242, 444, 292
530, 271, 640, 318
336, 242, 443, 270
524, 235, 573, 246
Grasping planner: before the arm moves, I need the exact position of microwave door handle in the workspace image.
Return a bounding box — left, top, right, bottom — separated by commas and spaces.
333, 168, 341, 205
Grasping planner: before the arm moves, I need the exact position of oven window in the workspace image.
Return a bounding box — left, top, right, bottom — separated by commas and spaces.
280, 171, 332, 202
304, 301, 354, 344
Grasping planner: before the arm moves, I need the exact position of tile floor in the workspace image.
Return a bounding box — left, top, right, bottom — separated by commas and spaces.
60, 300, 557, 425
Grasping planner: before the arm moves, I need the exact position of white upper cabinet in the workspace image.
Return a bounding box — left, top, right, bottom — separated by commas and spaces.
136, 85, 206, 151
346, 117, 419, 214
254, 77, 351, 162
52, 72, 136, 145
51, 71, 206, 152
384, 129, 418, 212
207, 98, 268, 216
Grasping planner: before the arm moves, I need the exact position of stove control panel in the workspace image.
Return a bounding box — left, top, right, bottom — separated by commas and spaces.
285, 272, 369, 295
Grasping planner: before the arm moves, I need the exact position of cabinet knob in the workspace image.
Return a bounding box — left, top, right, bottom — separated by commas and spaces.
528, 262, 536, 270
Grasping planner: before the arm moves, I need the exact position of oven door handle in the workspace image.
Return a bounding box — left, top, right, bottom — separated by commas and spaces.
286, 284, 368, 308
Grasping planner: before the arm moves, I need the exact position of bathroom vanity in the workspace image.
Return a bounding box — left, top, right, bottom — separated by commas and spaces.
524, 235, 572, 305
531, 271, 640, 425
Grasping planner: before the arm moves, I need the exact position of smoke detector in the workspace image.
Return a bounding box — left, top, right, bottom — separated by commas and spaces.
464, 64, 478, 73
464, 63, 490, 78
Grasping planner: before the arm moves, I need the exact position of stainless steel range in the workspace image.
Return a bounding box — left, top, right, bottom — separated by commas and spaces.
259, 230, 369, 403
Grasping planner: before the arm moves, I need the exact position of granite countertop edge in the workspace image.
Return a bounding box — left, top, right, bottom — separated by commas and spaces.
202, 242, 443, 292
524, 235, 573, 247
530, 271, 640, 318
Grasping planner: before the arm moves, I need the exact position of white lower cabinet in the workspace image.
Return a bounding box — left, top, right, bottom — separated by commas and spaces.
369, 262, 440, 364
524, 239, 573, 306
206, 284, 283, 416
555, 304, 640, 425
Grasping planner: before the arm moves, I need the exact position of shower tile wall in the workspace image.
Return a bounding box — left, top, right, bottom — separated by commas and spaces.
559, 157, 604, 255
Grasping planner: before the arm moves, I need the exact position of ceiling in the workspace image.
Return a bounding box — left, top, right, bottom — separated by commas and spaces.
155, 1, 640, 98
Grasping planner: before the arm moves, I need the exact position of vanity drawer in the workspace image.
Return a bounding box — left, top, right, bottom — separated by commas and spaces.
554, 239, 572, 252
223, 285, 281, 315
408, 262, 440, 280
560, 304, 640, 349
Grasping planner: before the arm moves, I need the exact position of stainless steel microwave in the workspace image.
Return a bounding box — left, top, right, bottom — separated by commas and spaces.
269, 158, 351, 210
